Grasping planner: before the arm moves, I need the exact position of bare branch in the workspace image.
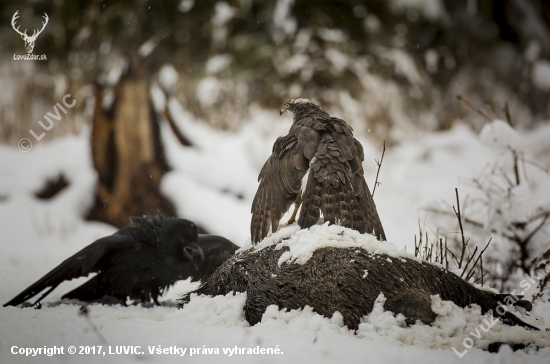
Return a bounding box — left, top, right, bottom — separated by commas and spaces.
522, 211, 550, 245
479, 238, 491, 284
508, 147, 520, 186
444, 240, 460, 267
453, 188, 468, 268
424, 207, 484, 228
485, 101, 501, 120
462, 246, 478, 280
473, 272, 488, 285
445, 237, 449, 270
522, 157, 549, 174
480, 253, 484, 286
503, 102, 513, 127
465, 238, 492, 283
372, 140, 385, 197
456, 95, 492, 122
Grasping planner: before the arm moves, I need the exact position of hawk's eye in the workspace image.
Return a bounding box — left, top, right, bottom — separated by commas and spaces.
286, 104, 290, 109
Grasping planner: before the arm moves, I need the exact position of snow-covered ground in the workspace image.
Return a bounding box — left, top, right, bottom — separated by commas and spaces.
1, 98, 550, 363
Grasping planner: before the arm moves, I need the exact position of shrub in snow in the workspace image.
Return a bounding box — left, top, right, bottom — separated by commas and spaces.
427, 120, 550, 295
532, 252, 550, 303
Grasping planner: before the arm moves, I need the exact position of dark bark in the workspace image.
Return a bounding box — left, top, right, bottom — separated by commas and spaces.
86, 57, 175, 228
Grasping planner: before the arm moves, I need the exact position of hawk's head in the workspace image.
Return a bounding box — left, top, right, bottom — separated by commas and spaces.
279, 98, 316, 116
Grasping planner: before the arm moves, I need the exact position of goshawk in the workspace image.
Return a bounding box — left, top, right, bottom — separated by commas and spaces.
250, 98, 386, 243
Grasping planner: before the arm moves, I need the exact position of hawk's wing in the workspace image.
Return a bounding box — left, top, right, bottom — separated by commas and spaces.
251, 121, 321, 243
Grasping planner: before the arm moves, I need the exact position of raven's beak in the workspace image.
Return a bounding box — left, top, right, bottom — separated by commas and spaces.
193, 248, 204, 270
183, 243, 204, 270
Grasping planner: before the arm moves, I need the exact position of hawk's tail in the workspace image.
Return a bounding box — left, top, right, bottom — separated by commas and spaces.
298, 135, 365, 233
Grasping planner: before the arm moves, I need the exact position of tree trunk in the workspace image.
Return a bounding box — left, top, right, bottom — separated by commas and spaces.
87, 57, 175, 228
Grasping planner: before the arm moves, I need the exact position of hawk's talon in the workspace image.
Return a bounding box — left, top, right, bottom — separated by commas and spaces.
287, 196, 302, 225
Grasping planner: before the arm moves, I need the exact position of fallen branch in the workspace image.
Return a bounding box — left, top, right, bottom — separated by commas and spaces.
79, 306, 108, 345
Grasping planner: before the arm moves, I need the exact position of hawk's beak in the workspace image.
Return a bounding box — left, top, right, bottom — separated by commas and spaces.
279, 108, 284, 116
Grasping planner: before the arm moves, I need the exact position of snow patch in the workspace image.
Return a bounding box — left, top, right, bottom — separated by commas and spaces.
196, 77, 222, 107
532, 60, 550, 91
138, 38, 158, 57
390, 0, 445, 20
178, 0, 194, 13
377, 47, 423, 85
240, 223, 421, 266
479, 119, 520, 150
255, 293, 550, 353
325, 48, 348, 73
258, 305, 349, 334
176, 292, 249, 327
273, 0, 297, 42
206, 54, 232, 75
159, 64, 179, 92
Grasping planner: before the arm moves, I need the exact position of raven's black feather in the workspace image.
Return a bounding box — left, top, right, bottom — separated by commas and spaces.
4, 215, 237, 307
193, 235, 239, 282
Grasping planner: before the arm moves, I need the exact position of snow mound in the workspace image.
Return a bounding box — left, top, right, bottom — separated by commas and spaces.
175, 292, 249, 328
240, 222, 419, 266
479, 119, 520, 150
357, 294, 550, 352
255, 293, 550, 354
532, 60, 550, 91
259, 304, 350, 334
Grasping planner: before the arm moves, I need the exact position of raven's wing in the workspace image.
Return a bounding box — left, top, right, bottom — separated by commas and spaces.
186, 234, 239, 282
3, 233, 136, 307
60, 274, 105, 302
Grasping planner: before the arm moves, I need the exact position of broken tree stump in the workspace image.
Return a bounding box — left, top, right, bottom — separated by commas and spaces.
87, 57, 175, 228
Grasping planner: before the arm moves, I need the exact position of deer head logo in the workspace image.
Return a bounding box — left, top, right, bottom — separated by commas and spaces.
11, 11, 49, 54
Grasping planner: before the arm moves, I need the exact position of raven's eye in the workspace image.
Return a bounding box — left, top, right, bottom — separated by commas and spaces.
286, 104, 290, 109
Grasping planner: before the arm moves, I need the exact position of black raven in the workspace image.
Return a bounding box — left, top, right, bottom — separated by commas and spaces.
192, 234, 239, 282
4, 214, 237, 307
